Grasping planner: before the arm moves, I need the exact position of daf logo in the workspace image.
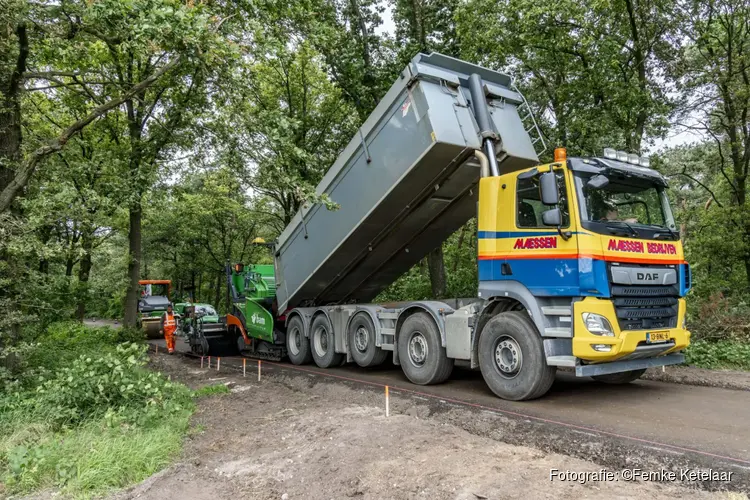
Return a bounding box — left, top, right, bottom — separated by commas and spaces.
637, 272, 659, 281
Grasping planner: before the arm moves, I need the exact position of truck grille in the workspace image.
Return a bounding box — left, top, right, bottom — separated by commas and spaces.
610, 283, 679, 331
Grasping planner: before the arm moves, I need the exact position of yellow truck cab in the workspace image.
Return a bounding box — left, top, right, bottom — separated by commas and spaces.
478, 147, 690, 377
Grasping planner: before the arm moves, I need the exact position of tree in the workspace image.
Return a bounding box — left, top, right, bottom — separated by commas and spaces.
674, 0, 750, 289
210, 40, 358, 230
144, 168, 266, 312
457, 0, 675, 156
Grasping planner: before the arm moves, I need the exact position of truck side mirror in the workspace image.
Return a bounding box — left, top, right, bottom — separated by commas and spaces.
539, 172, 559, 205
542, 207, 562, 226
587, 174, 609, 190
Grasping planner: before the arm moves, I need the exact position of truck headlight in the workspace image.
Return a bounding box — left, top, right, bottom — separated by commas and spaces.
582, 313, 615, 336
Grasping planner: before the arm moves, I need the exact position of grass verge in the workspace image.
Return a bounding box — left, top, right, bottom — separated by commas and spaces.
0, 322, 197, 498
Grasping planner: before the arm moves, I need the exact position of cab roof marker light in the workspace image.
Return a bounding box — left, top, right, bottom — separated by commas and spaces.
616, 150, 628, 162
603, 148, 617, 159
639, 156, 651, 167
627, 153, 640, 164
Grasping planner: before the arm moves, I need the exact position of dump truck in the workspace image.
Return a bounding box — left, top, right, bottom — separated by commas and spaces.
218, 53, 690, 400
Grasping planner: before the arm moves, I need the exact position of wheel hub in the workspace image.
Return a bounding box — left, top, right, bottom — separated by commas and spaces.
494, 336, 522, 377
354, 326, 369, 352
408, 332, 428, 367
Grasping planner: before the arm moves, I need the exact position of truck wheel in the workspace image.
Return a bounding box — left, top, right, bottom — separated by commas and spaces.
592, 369, 646, 384
286, 316, 312, 365
310, 315, 344, 368
478, 311, 556, 401
397, 312, 453, 385
348, 312, 388, 367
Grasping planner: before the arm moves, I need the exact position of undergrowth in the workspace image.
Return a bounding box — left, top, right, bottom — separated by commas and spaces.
0, 322, 195, 497
684, 339, 750, 371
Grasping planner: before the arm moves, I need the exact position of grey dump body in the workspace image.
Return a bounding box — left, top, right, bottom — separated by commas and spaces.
274, 53, 539, 313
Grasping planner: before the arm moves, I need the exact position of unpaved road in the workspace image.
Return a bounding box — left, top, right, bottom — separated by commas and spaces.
147, 339, 750, 495
114, 352, 747, 500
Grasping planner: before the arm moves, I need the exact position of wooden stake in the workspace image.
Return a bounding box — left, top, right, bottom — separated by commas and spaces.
201, 356, 204, 369
257, 360, 261, 381
208, 356, 211, 369
243, 358, 246, 377
385, 385, 390, 417
155, 344, 158, 354
217, 357, 221, 371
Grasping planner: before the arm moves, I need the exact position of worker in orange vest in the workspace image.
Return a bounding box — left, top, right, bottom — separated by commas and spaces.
159, 303, 177, 354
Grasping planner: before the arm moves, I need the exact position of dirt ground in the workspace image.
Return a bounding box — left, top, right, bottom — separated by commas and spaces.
643, 365, 750, 391
107, 354, 746, 500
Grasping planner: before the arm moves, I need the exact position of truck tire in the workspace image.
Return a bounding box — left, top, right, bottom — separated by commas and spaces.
348, 312, 388, 367
286, 315, 312, 365
592, 369, 646, 384
478, 311, 556, 401
310, 314, 344, 368
397, 312, 453, 385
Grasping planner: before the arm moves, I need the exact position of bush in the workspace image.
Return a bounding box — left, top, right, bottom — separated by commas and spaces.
684, 339, 750, 370
30, 343, 192, 428
687, 293, 750, 342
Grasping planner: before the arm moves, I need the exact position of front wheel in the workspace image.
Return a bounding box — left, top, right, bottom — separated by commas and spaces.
478, 311, 556, 401
592, 369, 646, 384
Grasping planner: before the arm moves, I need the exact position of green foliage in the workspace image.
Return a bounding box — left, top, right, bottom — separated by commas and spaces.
192, 384, 230, 398
30, 343, 190, 427
687, 294, 750, 343
378, 221, 478, 301
0, 322, 193, 495
685, 340, 750, 371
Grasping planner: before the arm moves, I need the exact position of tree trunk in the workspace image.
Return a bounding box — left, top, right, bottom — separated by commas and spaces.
0, 24, 26, 199
65, 258, 75, 277
76, 231, 93, 321
123, 202, 142, 326
452, 224, 467, 273
214, 270, 222, 309
428, 245, 446, 298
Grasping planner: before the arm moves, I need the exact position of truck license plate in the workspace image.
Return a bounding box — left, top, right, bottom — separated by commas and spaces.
646, 331, 670, 344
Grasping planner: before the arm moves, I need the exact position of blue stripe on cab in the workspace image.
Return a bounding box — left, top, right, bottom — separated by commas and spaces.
477, 231, 560, 239
479, 256, 610, 297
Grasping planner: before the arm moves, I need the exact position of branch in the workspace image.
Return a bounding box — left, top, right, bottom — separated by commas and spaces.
0, 56, 181, 213
667, 170, 724, 208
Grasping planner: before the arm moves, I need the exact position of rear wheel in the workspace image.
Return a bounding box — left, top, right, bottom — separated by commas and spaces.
348, 312, 388, 367
310, 315, 344, 368
592, 369, 646, 384
397, 312, 453, 385
478, 311, 556, 401
286, 316, 312, 365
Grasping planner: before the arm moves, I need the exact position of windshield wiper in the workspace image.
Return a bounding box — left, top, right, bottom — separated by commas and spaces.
602, 221, 640, 238
642, 224, 679, 240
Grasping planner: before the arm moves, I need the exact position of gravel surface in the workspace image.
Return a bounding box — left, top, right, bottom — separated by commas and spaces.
106, 353, 747, 500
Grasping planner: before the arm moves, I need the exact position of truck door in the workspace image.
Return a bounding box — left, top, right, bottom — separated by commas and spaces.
505, 167, 579, 296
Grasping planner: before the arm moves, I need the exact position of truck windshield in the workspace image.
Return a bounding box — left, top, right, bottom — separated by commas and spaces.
574, 172, 677, 238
